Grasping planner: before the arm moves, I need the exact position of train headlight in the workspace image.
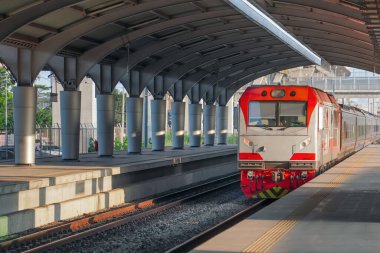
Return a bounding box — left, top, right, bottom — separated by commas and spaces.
271, 89, 285, 98
243, 137, 253, 147
247, 171, 254, 180
299, 137, 311, 150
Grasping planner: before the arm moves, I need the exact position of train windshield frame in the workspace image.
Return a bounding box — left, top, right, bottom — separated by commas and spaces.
248, 101, 307, 127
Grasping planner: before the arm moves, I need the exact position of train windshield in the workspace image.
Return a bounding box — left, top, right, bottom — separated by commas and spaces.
279, 102, 307, 127
248, 101, 307, 127
248, 102, 277, 127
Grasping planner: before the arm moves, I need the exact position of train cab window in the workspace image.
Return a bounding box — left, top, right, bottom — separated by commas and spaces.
248, 102, 276, 126
279, 102, 307, 127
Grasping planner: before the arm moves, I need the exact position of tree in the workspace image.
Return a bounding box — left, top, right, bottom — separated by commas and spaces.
0, 67, 15, 129
112, 88, 126, 126
0, 68, 53, 129
35, 84, 52, 127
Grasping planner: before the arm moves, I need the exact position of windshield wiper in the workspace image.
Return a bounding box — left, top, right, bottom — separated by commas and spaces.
257, 124, 273, 131
278, 122, 305, 130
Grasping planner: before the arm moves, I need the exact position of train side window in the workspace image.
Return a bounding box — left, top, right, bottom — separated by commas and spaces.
319, 107, 324, 130
334, 111, 339, 128
343, 122, 347, 139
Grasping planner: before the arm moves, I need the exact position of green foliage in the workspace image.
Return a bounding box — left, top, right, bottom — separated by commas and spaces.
113, 131, 236, 151
112, 89, 126, 126
184, 132, 190, 145
165, 130, 173, 146
88, 137, 95, 152
114, 137, 128, 151
36, 107, 52, 127
0, 67, 15, 129
227, 134, 238, 144
35, 84, 52, 127
0, 69, 53, 129
164, 131, 190, 146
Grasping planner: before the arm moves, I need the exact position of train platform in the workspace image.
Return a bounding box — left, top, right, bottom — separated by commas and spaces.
0, 145, 237, 237
194, 144, 380, 253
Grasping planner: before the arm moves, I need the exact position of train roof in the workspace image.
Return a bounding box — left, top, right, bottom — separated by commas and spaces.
339, 104, 378, 118
241, 85, 338, 106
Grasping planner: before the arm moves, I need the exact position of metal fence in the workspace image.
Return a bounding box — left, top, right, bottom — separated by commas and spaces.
283, 76, 380, 92
0, 124, 97, 160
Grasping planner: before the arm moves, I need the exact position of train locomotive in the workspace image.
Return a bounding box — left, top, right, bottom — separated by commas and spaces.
238, 85, 380, 199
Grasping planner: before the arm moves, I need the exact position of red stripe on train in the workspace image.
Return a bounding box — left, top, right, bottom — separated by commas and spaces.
239, 153, 263, 160
290, 153, 315, 160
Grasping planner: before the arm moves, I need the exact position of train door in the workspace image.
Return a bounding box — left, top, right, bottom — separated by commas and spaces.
331, 109, 340, 160
329, 108, 332, 160
318, 105, 323, 167
321, 105, 331, 164
354, 117, 357, 149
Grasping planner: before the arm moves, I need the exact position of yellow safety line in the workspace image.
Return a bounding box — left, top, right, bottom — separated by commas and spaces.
266, 189, 276, 198
272, 186, 280, 194
258, 192, 266, 198
242, 155, 364, 253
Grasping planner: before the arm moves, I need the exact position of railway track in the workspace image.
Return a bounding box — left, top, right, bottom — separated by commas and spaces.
166, 199, 271, 253
0, 173, 240, 253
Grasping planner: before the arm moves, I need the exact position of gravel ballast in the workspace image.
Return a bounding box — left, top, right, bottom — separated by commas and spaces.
50, 183, 257, 253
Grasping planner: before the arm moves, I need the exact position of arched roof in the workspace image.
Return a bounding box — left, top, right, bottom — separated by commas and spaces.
0, 0, 378, 104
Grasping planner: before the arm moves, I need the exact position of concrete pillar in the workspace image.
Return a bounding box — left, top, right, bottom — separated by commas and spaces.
216, 105, 228, 145
60, 90, 81, 160
151, 99, 166, 151
97, 94, 115, 156
189, 103, 202, 147
13, 86, 37, 165
127, 97, 143, 153
203, 104, 216, 146
172, 101, 185, 149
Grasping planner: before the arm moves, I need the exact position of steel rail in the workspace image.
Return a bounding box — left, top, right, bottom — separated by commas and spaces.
0, 173, 239, 253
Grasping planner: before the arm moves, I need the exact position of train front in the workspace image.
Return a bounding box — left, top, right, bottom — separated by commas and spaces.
238, 85, 318, 198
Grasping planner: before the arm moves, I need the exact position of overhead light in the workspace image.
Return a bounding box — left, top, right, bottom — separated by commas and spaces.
225, 0, 322, 65
87, 2, 126, 16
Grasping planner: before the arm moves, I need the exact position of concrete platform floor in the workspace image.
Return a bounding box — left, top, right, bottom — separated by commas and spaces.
0, 145, 236, 195
194, 144, 380, 253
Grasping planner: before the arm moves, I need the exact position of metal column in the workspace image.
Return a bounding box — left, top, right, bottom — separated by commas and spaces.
126, 97, 143, 153
97, 94, 115, 156
60, 90, 81, 160
216, 105, 228, 145
203, 104, 216, 146
172, 101, 185, 149
189, 103, 202, 147
13, 86, 37, 165
151, 99, 166, 151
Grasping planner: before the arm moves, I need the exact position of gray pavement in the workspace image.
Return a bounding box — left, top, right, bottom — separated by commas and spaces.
194, 145, 380, 253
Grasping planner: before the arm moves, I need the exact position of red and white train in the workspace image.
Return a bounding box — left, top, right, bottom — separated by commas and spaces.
238, 85, 380, 199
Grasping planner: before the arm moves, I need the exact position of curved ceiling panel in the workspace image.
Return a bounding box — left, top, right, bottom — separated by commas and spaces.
0, 0, 378, 104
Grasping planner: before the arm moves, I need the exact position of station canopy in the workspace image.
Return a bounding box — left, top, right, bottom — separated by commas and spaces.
0, 0, 379, 104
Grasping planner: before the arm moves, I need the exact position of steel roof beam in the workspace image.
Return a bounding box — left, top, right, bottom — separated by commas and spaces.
224, 60, 310, 102
31, 0, 200, 80
112, 20, 372, 87
161, 45, 293, 93
174, 50, 297, 97
120, 43, 293, 96
0, 0, 83, 43
138, 34, 281, 89
76, 9, 237, 82
273, 0, 363, 20
215, 58, 308, 102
